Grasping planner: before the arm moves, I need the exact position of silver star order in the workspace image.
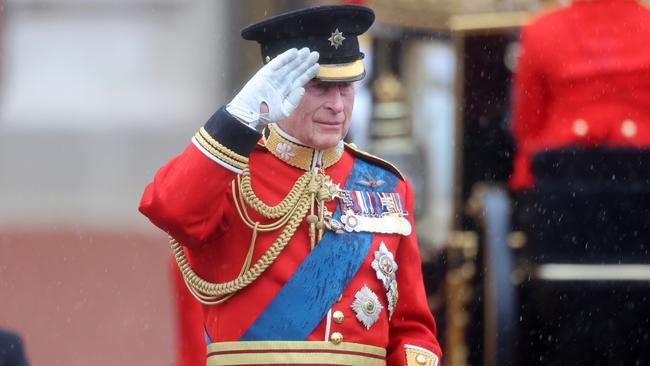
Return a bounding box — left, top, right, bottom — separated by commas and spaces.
371, 242, 398, 288
328, 28, 346, 49
351, 285, 383, 329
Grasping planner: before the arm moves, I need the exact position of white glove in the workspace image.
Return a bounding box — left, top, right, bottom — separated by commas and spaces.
226, 47, 320, 129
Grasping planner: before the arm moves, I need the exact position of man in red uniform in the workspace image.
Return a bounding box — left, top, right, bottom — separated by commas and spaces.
140, 5, 441, 366
170, 257, 205, 366
510, 0, 650, 191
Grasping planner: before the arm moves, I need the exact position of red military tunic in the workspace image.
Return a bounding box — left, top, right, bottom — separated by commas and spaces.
510, 0, 650, 190
170, 256, 205, 366
139, 108, 442, 365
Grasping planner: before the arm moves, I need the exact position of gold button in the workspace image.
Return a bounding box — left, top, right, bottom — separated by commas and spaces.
330, 332, 343, 345
333, 310, 344, 324
572, 119, 589, 137
416, 354, 427, 364
621, 119, 637, 138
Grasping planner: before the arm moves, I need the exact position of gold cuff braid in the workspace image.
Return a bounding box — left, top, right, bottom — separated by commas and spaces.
194, 127, 248, 171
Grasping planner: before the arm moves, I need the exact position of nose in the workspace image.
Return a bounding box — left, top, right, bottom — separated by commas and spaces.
325, 86, 345, 113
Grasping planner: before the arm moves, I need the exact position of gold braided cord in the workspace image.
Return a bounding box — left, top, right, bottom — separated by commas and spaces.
194, 131, 248, 170
198, 127, 249, 165
171, 165, 329, 305
233, 176, 301, 232
170, 191, 311, 301
240, 167, 314, 218
177, 221, 260, 305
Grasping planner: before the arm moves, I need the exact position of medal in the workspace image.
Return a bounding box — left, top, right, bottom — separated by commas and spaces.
371, 242, 398, 288
371, 242, 399, 319
351, 285, 383, 329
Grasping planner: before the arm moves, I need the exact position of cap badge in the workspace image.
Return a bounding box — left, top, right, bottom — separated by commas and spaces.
328, 28, 346, 49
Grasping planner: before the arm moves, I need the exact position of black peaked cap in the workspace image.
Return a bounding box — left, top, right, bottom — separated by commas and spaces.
241, 5, 375, 82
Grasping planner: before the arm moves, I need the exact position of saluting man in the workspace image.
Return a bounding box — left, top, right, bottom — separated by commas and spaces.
140, 5, 442, 366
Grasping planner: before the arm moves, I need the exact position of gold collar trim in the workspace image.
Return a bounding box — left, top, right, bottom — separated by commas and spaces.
263, 124, 343, 171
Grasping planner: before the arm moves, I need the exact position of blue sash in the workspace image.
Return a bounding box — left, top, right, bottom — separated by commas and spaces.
240, 158, 398, 341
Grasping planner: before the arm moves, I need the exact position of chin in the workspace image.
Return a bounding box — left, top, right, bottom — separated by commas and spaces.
311, 136, 341, 150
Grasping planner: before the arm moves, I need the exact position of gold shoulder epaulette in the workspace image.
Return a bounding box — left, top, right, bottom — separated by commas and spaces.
344, 142, 406, 181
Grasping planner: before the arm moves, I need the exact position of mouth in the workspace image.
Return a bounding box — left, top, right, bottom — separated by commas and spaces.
314, 121, 343, 127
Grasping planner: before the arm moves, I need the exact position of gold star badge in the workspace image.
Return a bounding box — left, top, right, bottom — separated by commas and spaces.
321, 177, 342, 201
328, 28, 346, 49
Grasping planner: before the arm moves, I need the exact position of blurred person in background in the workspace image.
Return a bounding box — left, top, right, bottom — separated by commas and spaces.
139, 4, 441, 366
510, 0, 650, 192
0, 329, 29, 366
507, 2, 650, 363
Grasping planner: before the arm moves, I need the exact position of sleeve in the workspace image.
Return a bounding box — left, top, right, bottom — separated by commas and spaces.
386, 179, 442, 366
510, 25, 550, 190
138, 107, 262, 248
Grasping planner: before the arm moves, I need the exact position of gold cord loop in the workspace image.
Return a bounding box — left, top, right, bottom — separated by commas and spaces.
171, 167, 336, 305
240, 167, 312, 218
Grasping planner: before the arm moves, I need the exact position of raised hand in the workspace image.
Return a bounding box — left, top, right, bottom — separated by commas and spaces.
226, 47, 320, 128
